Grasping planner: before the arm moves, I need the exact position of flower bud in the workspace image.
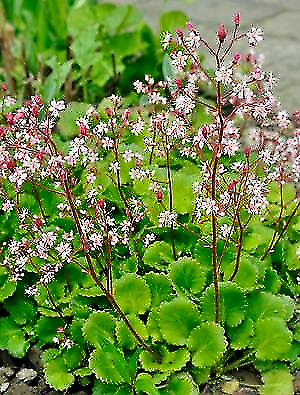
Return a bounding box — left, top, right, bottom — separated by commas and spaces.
187, 22, 196, 32
175, 79, 183, 89
233, 13, 240, 26
176, 29, 184, 39
233, 52, 241, 64
98, 199, 105, 209
244, 146, 251, 157
35, 217, 43, 229
217, 24, 227, 43
1, 83, 7, 92
156, 190, 163, 203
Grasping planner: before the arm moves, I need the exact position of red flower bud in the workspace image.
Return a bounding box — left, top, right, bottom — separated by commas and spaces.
244, 146, 251, 157
6, 159, 15, 170
217, 24, 227, 43
156, 190, 163, 203
187, 22, 196, 32
105, 107, 112, 117
1, 83, 7, 92
98, 199, 105, 209
228, 182, 235, 193
176, 29, 184, 39
233, 13, 240, 26
233, 52, 241, 64
35, 217, 43, 229
175, 79, 183, 89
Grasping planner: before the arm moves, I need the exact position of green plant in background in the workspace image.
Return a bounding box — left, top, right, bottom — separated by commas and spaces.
0, 0, 166, 103
0, 11, 299, 395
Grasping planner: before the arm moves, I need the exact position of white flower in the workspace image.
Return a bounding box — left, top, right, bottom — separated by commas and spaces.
158, 210, 176, 227
161, 32, 172, 49
56, 242, 72, 262
215, 67, 233, 85
246, 27, 263, 47
48, 100, 65, 117
2, 199, 14, 212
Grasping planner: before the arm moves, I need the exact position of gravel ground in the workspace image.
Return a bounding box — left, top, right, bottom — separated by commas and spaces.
0, 348, 299, 394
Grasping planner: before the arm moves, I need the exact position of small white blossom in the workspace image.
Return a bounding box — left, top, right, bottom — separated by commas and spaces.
247, 27, 263, 47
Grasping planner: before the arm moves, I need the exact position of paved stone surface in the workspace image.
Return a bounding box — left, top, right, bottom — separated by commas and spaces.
114, 0, 300, 111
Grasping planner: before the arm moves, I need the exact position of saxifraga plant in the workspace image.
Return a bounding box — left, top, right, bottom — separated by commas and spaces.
0, 12, 299, 394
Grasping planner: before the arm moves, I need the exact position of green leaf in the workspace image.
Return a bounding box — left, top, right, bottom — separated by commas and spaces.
145, 272, 174, 307
57, 102, 90, 140
89, 341, 130, 384
83, 311, 116, 347
4, 293, 37, 325
254, 317, 292, 360
71, 27, 99, 69
115, 273, 151, 314
135, 373, 160, 395
45, 357, 75, 391
34, 317, 64, 347
159, 10, 188, 33
247, 292, 295, 321
172, 166, 198, 214
140, 345, 190, 373
261, 366, 294, 395
227, 319, 254, 350
67, 4, 99, 35
63, 345, 82, 370
169, 257, 206, 294
233, 256, 258, 290
0, 317, 29, 358
43, 57, 71, 100
143, 241, 175, 267
188, 322, 227, 368
192, 240, 212, 269
286, 243, 300, 270
158, 297, 200, 345
243, 222, 274, 252
0, 267, 16, 302
167, 374, 198, 395
116, 315, 148, 349
92, 381, 131, 395
200, 284, 247, 327
263, 268, 281, 293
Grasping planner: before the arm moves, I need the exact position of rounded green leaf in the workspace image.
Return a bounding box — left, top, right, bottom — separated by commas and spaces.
247, 292, 295, 321
227, 319, 254, 350
89, 341, 130, 384
254, 317, 292, 360
158, 297, 201, 345
0, 317, 29, 358
140, 345, 190, 373
167, 374, 198, 394
261, 366, 294, 395
45, 357, 75, 391
116, 315, 148, 349
115, 273, 151, 314
172, 166, 198, 214
0, 267, 16, 302
34, 317, 64, 347
83, 311, 116, 347
143, 241, 175, 267
169, 257, 206, 294
200, 284, 247, 327
233, 256, 258, 290
188, 322, 227, 368
146, 272, 174, 307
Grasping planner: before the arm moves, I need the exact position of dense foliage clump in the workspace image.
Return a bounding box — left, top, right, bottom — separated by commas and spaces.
0, 8, 299, 395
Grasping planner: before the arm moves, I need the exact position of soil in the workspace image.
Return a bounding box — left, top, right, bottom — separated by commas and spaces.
0, 348, 299, 394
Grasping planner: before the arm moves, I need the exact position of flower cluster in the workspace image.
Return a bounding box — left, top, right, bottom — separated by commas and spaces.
0, 12, 299, 301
